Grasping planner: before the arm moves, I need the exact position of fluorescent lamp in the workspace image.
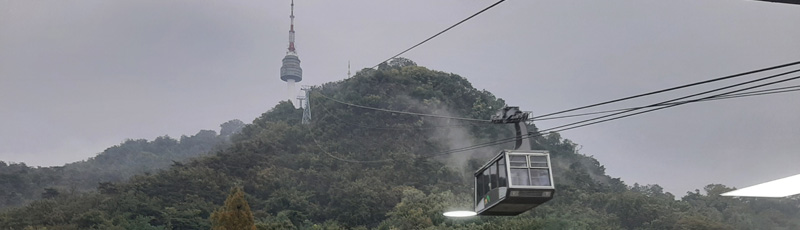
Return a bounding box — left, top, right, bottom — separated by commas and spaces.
443, 211, 477, 217
722, 174, 800, 198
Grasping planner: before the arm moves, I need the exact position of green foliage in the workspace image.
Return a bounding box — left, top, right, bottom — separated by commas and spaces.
0, 59, 797, 229
377, 187, 472, 230
0, 123, 234, 210
220, 119, 246, 137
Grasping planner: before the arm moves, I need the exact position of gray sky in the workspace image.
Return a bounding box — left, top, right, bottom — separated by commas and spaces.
1, 0, 798, 195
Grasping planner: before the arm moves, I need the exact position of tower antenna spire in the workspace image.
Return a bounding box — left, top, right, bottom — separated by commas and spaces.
288, 0, 296, 53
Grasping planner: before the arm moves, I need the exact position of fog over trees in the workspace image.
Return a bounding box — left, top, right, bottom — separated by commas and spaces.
1, 63, 797, 229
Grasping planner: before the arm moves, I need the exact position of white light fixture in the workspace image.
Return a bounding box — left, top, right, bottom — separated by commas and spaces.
722, 173, 800, 198
443, 211, 477, 217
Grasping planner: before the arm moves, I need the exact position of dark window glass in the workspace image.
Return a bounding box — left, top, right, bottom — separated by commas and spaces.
498, 157, 507, 187
530, 168, 551, 186
483, 169, 491, 193
510, 155, 527, 167
476, 170, 484, 204
490, 163, 498, 189
510, 168, 531, 186
530, 156, 548, 168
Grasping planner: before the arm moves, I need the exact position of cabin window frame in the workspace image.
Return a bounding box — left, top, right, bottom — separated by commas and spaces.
507, 152, 553, 188
497, 156, 507, 187
489, 162, 498, 189
530, 155, 549, 168
476, 171, 484, 205
482, 168, 491, 196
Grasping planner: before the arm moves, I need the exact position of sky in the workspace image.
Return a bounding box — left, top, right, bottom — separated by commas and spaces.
1, 0, 799, 195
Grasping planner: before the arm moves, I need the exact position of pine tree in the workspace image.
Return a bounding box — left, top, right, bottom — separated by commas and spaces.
210, 186, 257, 230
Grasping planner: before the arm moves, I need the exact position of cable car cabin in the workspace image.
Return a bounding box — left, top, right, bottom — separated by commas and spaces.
474, 150, 555, 216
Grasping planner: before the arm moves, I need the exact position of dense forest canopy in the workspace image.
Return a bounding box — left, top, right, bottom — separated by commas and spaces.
1, 60, 798, 229
0, 119, 244, 210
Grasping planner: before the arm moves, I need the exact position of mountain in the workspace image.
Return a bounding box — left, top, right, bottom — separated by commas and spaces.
1, 60, 798, 229
0, 119, 244, 210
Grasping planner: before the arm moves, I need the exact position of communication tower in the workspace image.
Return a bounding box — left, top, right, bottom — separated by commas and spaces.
280, 0, 303, 106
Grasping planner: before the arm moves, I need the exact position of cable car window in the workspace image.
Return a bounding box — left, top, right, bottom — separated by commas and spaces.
510, 155, 527, 167
483, 169, 491, 194
498, 157, 507, 187
510, 168, 531, 186
489, 162, 498, 189
530, 156, 548, 168
530, 168, 551, 186
476, 170, 484, 204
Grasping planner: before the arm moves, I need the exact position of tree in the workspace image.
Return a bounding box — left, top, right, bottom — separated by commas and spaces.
386, 57, 416, 68
220, 119, 246, 137
210, 187, 257, 230
41, 188, 59, 199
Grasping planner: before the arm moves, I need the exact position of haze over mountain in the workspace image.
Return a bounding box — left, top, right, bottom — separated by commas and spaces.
0, 120, 244, 209
2, 0, 799, 196
1, 62, 797, 229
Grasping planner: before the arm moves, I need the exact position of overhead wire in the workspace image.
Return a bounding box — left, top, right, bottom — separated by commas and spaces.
308, 1, 509, 163
542, 74, 800, 135
535, 68, 800, 133
424, 70, 800, 158
315, 67, 800, 125
533, 84, 800, 121
302, 0, 800, 163
306, 110, 395, 163
308, 128, 394, 163
708, 85, 800, 99
371, 0, 506, 69
315, 92, 492, 123
720, 84, 800, 95
312, 69, 800, 161
317, 99, 489, 130
309, 93, 463, 163
315, 63, 800, 125
532, 60, 800, 119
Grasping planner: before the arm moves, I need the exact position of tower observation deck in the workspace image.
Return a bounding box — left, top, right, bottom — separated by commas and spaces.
280, 0, 302, 103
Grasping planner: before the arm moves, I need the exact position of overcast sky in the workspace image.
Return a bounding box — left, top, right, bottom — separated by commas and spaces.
1, 0, 798, 195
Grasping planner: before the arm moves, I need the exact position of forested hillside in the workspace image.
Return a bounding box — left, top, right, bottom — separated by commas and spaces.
1, 60, 798, 229
0, 119, 244, 209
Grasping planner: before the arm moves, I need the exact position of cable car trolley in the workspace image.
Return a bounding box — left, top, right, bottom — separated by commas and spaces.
474, 106, 555, 216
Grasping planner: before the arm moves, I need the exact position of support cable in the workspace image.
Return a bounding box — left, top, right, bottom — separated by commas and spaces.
316, 100, 489, 130
315, 92, 492, 123
306, 119, 394, 163
542, 74, 800, 135
532, 60, 800, 119
311, 71, 800, 162
424, 73, 800, 158
372, 0, 506, 69
315, 67, 799, 125
318, 76, 800, 162
316, 65, 800, 125
533, 84, 800, 121
536, 68, 800, 133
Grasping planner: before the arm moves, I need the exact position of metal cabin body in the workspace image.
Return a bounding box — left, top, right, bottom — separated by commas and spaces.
474, 150, 555, 216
